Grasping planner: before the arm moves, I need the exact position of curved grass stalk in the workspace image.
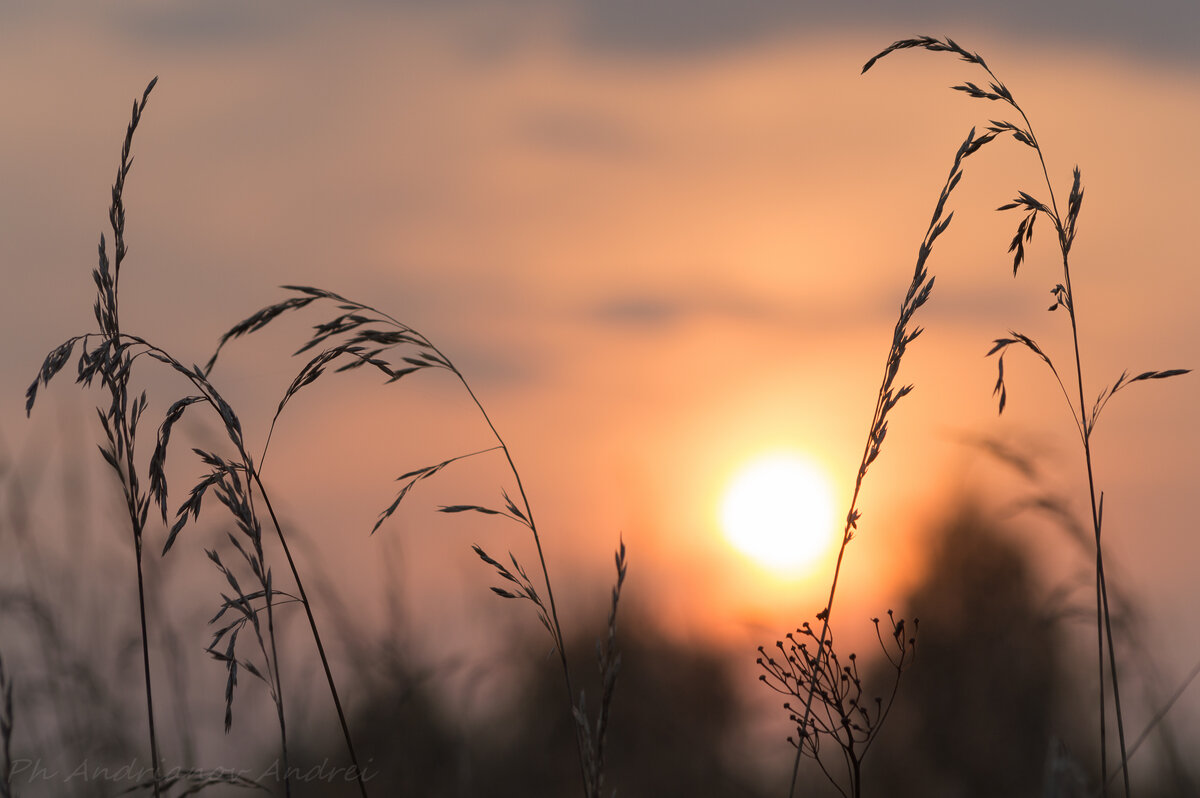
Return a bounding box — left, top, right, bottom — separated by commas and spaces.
864, 35, 1191, 796
207, 286, 624, 796
29, 74, 620, 798
147, 338, 367, 797
782, 127, 981, 797
25, 80, 368, 796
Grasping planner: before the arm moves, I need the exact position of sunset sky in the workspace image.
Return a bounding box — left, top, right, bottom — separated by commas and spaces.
3, 0, 1199, 778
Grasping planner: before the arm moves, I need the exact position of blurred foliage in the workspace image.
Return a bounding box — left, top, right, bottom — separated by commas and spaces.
862, 502, 1093, 796
286, 500, 1196, 797
3, 443, 1198, 798
286, 618, 770, 797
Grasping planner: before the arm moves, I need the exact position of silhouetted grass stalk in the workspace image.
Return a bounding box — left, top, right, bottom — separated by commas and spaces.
109, 82, 163, 798
152, 342, 368, 796
250, 475, 366, 796
74, 328, 305, 793
864, 35, 1190, 796
29, 75, 620, 794
26, 80, 370, 796
784, 127, 981, 797
23, 78, 166, 797
208, 286, 626, 797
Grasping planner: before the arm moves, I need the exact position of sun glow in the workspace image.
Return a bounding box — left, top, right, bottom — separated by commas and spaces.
720, 453, 838, 576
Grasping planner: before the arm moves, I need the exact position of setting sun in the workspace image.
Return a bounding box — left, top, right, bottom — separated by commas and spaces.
720, 452, 838, 576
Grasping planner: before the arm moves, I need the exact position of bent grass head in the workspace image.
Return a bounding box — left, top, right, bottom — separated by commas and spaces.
862, 34, 1190, 796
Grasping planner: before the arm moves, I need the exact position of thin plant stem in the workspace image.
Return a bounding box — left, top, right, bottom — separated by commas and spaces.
1013, 91, 1130, 792
125, 329, 362, 796
263, 567, 290, 797
1014, 91, 1131, 798
788, 501, 853, 798
858, 38, 1184, 795
252, 475, 368, 798
133, 538, 162, 796
1062, 248, 1131, 797
105, 79, 164, 798
303, 297, 585, 793
201, 283, 612, 796
787, 129, 973, 796
437, 355, 587, 796
28, 80, 377, 797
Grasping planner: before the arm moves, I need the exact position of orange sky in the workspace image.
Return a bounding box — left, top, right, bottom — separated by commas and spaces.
4, 0, 1200, 773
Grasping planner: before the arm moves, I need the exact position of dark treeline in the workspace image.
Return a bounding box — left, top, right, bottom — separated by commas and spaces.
3, 491, 1196, 797
283, 503, 1196, 798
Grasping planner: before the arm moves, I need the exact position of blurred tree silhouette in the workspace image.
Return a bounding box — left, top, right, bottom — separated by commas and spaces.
284, 501, 1098, 798
519, 624, 771, 798
863, 502, 1092, 797
11, 451, 1198, 798
286, 617, 772, 797
282, 501, 1107, 798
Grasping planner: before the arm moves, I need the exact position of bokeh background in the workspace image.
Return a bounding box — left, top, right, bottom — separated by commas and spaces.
2, 1, 1198, 795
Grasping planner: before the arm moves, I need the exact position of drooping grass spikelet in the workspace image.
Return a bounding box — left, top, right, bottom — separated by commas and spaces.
864, 35, 1192, 796
26, 77, 166, 798
29, 80, 373, 798
778, 126, 984, 798
209, 285, 626, 796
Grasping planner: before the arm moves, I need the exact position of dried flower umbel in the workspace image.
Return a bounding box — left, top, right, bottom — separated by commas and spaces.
759, 612, 917, 798
767, 120, 983, 798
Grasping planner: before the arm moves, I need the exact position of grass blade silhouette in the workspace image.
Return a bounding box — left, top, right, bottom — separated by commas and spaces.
781, 126, 984, 798
864, 35, 1191, 795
